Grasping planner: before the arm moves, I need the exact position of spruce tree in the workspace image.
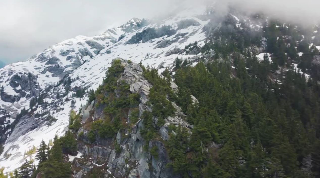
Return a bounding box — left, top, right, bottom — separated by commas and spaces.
19, 160, 33, 178
36, 140, 47, 164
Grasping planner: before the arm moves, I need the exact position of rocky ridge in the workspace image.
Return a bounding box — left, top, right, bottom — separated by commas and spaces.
71, 61, 190, 178
0, 5, 209, 173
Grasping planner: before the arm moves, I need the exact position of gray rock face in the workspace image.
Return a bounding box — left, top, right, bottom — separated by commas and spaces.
45, 57, 60, 65
85, 40, 105, 55
42, 65, 65, 78
165, 48, 184, 56
1, 73, 40, 103
5, 114, 37, 143
0, 92, 20, 103
81, 101, 94, 123
73, 61, 184, 178
0, 72, 41, 148
312, 55, 320, 66
60, 49, 75, 56
78, 48, 93, 58
155, 39, 178, 49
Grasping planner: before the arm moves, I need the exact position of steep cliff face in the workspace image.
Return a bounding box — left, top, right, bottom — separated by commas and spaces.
70, 61, 190, 178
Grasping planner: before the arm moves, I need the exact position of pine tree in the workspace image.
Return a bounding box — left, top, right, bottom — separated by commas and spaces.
36, 136, 72, 178
49, 139, 63, 162
14, 170, 18, 178
60, 131, 77, 155
19, 160, 33, 178
36, 140, 48, 164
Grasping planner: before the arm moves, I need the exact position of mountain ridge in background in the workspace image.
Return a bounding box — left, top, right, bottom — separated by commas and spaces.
0, 4, 320, 178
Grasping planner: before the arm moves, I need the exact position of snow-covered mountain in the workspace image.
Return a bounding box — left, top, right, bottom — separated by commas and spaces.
1, 2, 320, 175
0, 5, 211, 173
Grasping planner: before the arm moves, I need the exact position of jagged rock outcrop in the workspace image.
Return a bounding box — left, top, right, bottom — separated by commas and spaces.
72, 61, 189, 178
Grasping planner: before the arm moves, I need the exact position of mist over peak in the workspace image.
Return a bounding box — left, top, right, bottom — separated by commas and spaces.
0, 0, 319, 64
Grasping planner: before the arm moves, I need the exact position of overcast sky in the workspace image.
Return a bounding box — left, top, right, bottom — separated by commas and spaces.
0, 0, 184, 64
0, 0, 320, 65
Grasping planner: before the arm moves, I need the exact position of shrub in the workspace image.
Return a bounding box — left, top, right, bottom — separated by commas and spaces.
150, 146, 159, 160
88, 131, 96, 143
60, 131, 77, 156
24, 146, 37, 157
130, 108, 140, 124
129, 93, 140, 107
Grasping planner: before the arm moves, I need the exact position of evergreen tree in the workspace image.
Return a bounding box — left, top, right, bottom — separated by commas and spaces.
14, 170, 19, 178
18, 160, 33, 178
36, 140, 48, 164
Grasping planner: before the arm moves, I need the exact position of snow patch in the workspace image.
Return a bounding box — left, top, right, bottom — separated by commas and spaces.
256, 53, 272, 63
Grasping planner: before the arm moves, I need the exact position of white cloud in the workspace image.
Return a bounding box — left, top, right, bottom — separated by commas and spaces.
0, 0, 319, 64
0, 0, 177, 63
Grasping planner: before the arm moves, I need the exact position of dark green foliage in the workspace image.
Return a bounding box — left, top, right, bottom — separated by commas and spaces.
33, 135, 73, 178
74, 88, 86, 98
115, 142, 122, 155
129, 108, 140, 124
174, 58, 183, 70
185, 42, 201, 55
140, 111, 156, 146
84, 167, 105, 178
36, 140, 48, 164
79, 60, 145, 170
69, 111, 81, 132
143, 68, 175, 124
88, 130, 96, 143
37, 160, 72, 178
89, 60, 174, 147
60, 131, 77, 156
150, 146, 159, 160
129, 93, 140, 107
166, 127, 190, 176
88, 89, 95, 104
203, 15, 262, 59
18, 160, 34, 178
90, 120, 116, 140
88, 60, 136, 141
25, 14, 320, 178
45, 115, 57, 126
166, 54, 320, 177
14, 170, 19, 178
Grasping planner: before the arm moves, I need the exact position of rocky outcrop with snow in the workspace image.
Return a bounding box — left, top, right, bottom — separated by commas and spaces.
72, 61, 190, 178
1, 3, 316, 175
0, 5, 209, 173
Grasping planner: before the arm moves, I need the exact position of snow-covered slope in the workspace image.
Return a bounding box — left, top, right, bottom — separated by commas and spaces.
0, 5, 210, 173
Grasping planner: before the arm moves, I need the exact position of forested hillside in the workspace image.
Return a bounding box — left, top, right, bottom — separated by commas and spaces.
1, 8, 320, 178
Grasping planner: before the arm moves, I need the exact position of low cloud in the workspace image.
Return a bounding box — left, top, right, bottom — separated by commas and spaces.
223, 0, 320, 25
0, 0, 319, 64
0, 0, 177, 63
